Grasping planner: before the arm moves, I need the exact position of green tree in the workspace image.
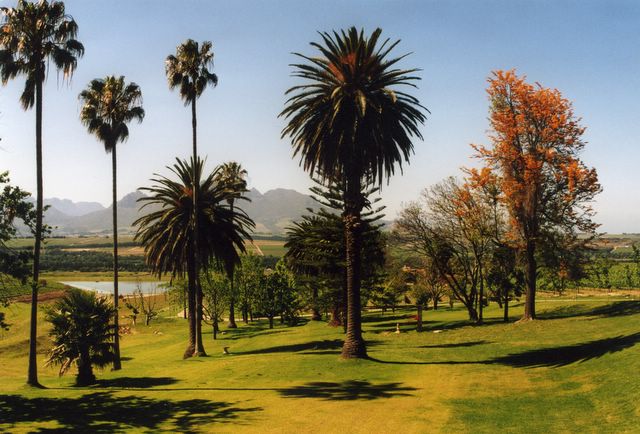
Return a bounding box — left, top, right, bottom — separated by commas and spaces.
235, 253, 263, 323
44, 288, 116, 386
0, 171, 36, 331
78, 75, 144, 370
166, 39, 218, 353
134, 158, 253, 358
281, 27, 426, 358
0, 0, 84, 385
201, 269, 230, 339
216, 162, 249, 329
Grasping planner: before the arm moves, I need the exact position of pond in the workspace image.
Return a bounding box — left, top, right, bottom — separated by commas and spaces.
59, 281, 167, 295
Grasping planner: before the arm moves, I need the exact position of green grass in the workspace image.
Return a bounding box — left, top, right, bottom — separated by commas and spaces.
1, 298, 639, 433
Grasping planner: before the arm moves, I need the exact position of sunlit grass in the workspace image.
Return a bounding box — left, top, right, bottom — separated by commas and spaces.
1, 298, 639, 433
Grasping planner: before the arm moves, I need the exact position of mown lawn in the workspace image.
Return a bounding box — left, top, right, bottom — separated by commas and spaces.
1, 297, 639, 433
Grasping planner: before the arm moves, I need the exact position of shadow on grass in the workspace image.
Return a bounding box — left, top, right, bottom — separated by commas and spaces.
487, 332, 640, 368
94, 376, 178, 389
0, 392, 261, 433
361, 313, 410, 324
418, 340, 490, 349
238, 339, 379, 355
539, 301, 640, 320
369, 332, 640, 367
279, 380, 417, 401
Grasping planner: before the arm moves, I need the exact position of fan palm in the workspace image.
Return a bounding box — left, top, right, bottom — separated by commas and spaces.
0, 0, 83, 385
280, 27, 426, 358
166, 39, 218, 353
44, 288, 116, 386
79, 76, 144, 370
134, 158, 254, 358
216, 162, 249, 328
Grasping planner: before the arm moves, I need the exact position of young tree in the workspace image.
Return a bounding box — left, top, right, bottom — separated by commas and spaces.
0, 0, 84, 386
201, 269, 230, 339
281, 27, 427, 358
44, 289, 116, 386
472, 70, 601, 320
235, 253, 263, 323
79, 75, 144, 370
0, 172, 36, 331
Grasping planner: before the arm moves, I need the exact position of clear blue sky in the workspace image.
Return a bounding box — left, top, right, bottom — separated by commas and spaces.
1, 0, 638, 232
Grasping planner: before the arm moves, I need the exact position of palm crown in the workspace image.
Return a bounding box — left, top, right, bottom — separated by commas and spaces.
134, 158, 254, 277
280, 27, 427, 186
217, 162, 249, 207
0, 0, 84, 109
165, 39, 218, 104
79, 76, 145, 151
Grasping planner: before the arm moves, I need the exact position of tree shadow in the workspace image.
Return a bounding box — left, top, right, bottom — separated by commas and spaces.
418, 340, 490, 349
94, 377, 178, 389
539, 301, 640, 320
0, 392, 262, 433
221, 325, 292, 341
486, 332, 640, 368
279, 380, 417, 401
361, 313, 410, 324
238, 339, 380, 355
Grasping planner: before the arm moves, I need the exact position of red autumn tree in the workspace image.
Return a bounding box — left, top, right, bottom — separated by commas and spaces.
472, 70, 601, 320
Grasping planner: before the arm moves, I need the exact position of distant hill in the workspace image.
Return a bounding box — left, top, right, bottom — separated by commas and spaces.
27, 188, 318, 236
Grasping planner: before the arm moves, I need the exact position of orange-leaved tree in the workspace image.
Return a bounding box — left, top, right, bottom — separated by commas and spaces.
471, 70, 601, 320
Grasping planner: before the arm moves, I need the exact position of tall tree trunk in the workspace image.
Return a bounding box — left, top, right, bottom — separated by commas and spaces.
341, 272, 348, 333
213, 321, 218, 340
111, 145, 122, 370
503, 290, 509, 323
228, 202, 238, 328
27, 77, 43, 388
329, 303, 342, 327
190, 97, 206, 356
341, 174, 367, 359
184, 250, 197, 358
417, 305, 423, 332
268, 315, 274, 329
311, 286, 321, 320
242, 304, 248, 323
523, 240, 537, 320
478, 269, 484, 325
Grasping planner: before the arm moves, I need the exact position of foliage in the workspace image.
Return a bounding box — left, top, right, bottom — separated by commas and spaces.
44, 289, 116, 386
201, 269, 230, 339
281, 27, 426, 358
470, 70, 602, 319
256, 259, 299, 328
165, 39, 218, 105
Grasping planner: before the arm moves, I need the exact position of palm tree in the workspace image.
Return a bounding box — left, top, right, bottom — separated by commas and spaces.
166, 39, 218, 354
216, 162, 249, 328
44, 288, 116, 386
280, 27, 426, 358
0, 0, 84, 386
78, 76, 144, 370
134, 158, 254, 358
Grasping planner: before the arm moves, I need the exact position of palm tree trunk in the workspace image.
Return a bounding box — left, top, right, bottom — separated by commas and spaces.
341, 174, 367, 359
523, 240, 537, 320
184, 249, 197, 358
190, 97, 206, 356
311, 286, 321, 321
111, 145, 122, 370
228, 201, 237, 328
27, 77, 43, 387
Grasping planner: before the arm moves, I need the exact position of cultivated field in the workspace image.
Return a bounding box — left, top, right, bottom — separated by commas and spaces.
1, 295, 639, 433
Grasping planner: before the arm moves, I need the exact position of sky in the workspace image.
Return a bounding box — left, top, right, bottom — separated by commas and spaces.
0, 0, 638, 233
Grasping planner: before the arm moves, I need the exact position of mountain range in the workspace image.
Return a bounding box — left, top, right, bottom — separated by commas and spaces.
22, 188, 318, 236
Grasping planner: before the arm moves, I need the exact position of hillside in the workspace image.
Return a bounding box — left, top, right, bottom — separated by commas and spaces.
24, 188, 318, 236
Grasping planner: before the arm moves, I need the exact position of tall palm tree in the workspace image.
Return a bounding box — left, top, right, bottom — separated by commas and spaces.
166, 39, 218, 355
0, 0, 83, 386
79, 76, 144, 370
216, 161, 249, 328
134, 158, 254, 358
281, 27, 426, 358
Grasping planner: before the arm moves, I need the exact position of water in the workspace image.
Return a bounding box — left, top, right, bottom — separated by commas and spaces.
59, 281, 167, 295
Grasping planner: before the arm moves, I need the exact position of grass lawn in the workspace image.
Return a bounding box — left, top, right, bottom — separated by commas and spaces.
1, 297, 639, 433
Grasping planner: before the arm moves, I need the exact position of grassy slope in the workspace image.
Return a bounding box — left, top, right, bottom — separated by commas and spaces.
1, 299, 639, 433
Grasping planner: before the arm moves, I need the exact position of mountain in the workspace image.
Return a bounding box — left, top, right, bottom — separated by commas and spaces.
29, 188, 317, 236
43, 198, 104, 216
